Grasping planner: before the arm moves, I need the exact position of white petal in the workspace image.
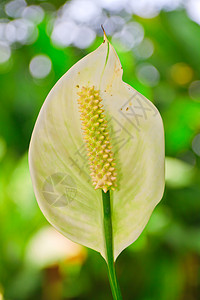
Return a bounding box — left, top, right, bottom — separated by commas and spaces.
29, 36, 165, 261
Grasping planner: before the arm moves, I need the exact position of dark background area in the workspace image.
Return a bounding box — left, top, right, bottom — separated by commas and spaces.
0, 0, 200, 299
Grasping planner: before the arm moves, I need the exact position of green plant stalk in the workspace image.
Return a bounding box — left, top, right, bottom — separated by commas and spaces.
102, 190, 123, 300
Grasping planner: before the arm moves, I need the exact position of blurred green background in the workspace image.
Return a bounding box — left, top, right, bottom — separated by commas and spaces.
0, 0, 200, 299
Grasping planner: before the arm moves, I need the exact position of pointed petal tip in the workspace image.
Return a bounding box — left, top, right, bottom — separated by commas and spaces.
101, 24, 109, 44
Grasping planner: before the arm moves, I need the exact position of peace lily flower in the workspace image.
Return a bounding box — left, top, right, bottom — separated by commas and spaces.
29, 32, 165, 299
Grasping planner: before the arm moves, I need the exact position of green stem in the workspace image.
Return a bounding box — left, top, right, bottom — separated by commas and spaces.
102, 190, 123, 300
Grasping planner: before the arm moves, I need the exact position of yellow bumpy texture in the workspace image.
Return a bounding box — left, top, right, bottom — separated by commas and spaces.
77, 86, 117, 193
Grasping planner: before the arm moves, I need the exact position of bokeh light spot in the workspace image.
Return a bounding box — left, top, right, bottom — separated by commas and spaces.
51, 20, 77, 47
0, 41, 11, 63
136, 63, 160, 87
189, 80, 200, 102
5, 0, 26, 18
29, 54, 52, 79
103, 16, 125, 36
134, 38, 154, 59
192, 134, 200, 156
112, 22, 144, 52
99, 0, 128, 12
22, 5, 45, 25
130, 0, 159, 18
26, 226, 87, 268
170, 63, 193, 85
5, 19, 38, 45
73, 26, 96, 49
130, 0, 182, 18
5, 22, 16, 43
186, 0, 200, 25
0, 22, 7, 41
66, 0, 101, 23
165, 157, 194, 188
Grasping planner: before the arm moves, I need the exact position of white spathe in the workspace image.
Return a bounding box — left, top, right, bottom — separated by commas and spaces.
29, 35, 165, 261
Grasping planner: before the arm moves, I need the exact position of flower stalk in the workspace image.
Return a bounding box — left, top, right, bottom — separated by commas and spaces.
102, 190, 122, 300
